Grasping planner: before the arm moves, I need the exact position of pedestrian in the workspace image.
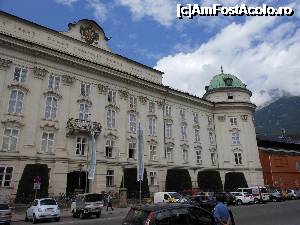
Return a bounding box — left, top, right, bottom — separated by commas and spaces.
106, 192, 114, 211
213, 193, 233, 225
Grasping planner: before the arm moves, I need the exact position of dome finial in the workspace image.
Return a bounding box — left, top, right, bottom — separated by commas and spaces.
221, 65, 224, 73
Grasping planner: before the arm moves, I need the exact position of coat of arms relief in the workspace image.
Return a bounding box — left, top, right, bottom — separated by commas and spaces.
80, 24, 99, 45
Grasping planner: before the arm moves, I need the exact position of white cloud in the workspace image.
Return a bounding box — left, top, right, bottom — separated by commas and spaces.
55, 0, 79, 6
155, 16, 300, 106
86, 0, 108, 22
116, 0, 175, 27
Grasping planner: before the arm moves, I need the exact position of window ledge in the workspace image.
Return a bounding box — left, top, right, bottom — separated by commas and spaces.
5, 112, 24, 117
0, 150, 19, 153
37, 152, 55, 155
234, 164, 244, 167
41, 118, 59, 123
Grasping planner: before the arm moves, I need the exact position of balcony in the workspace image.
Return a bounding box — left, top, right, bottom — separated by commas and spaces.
66, 118, 102, 137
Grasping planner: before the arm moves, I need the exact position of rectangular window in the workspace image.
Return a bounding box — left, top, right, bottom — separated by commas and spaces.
45, 96, 57, 120
76, 137, 87, 156
80, 82, 90, 96
149, 118, 156, 136
149, 101, 155, 113
195, 129, 200, 142
41, 132, 54, 153
232, 132, 240, 145
165, 105, 171, 117
180, 108, 185, 119
105, 140, 114, 158
165, 123, 172, 138
107, 90, 117, 105
129, 114, 137, 133
229, 117, 238, 126
149, 145, 157, 161
211, 152, 216, 165
79, 103, 89, 120
183, 149, 188, 162
106, 170, 114, 186
129, 95, 137, 109
128, 141, 136, 159
0, 166, 13, 187
234, 153, 243, 165
1, 128, 19, 152
209, 132, 215, 144
13, 66, 27, 83
149, 171, 157, 185
181, 125, 187, 140
193, 112, 199, 123
48, 74, 60, 90
196, 150, 202, 164
166, 147, 173, 161
228, 93, 234, 100
107, 109, 116, 129
8, 90, 24, 114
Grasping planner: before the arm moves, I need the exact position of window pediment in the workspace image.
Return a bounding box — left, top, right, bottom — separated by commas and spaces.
147, 138, 157, 145
127, 135, 137, 141
165, 141, 175, 147
77, 97, 92, 106
181, 121, 187, 126
8, 83, 29, 93
104, 132, 118, 140
229, 127, 240, 132
193, 124, 200, 129
194, 145, 202, 150
232, 147, 243, 152
97, 83, 108, 94
43, 89, 62, 99
127, 109, 138, 114
209, 147, 216, 152
0, 58, 12, 70
180, 143, 189, 149
164, 118, 173, 124
1, 118, 24, 128
40, 122, 59, 131
105, 104, 119, 111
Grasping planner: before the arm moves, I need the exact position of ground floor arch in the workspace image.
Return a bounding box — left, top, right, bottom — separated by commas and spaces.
197, 169, 223, 192
224, 172, 248, 192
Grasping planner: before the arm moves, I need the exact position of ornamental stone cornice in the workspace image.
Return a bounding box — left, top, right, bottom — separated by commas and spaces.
1, 118, 24, 127
105, 104, 120, 111
156, 100, 164, 109
77, 97, 92, 106
61, 74, 75, 86
43, 89, 62, 99
40, 121, 59, 131
118, 90, 128, 99
104, 132, 118, 140
240, 114, 248, 121
138, 96, 148, 105
33, 66, 48, 80
97, 83, 108, 94
8, 83, 29, 93
0, 58, 12, 70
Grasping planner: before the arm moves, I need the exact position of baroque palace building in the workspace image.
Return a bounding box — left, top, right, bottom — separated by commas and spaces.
0, 11, 263, 200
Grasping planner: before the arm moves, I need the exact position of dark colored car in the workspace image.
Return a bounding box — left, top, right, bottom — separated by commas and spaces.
0, 203, 12, 225
122, 203, 216, 225
269, 189, 284, 202
215, 192, 236, 206
186, 195, 217, 212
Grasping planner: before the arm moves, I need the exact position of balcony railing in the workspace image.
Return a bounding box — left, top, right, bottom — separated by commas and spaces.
66, 118, 102, 136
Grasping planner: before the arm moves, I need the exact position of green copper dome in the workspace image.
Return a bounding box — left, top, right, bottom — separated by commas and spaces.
206, 73, 247, 91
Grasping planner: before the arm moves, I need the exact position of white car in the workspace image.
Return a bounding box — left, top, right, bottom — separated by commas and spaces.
25, 198, 60, 223
231, 192, 254, 205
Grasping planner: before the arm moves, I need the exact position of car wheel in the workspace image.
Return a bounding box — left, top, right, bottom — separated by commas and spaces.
237, 200, 243, 205
25, 212, 29, 222
32, 214, 38, 224
54, 217, 60, 222
254, 198, 259, 204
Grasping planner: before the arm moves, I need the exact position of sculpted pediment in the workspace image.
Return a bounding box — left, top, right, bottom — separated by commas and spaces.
63, 19, 111, 51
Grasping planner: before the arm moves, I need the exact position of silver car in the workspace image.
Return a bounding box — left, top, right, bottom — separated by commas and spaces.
25, 198, 60, 223
0, 203, 12, 225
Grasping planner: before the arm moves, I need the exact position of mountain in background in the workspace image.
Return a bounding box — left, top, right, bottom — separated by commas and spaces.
254, 96, 300, 140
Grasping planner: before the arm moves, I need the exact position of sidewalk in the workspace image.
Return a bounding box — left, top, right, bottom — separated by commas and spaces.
12, 207, 130, 222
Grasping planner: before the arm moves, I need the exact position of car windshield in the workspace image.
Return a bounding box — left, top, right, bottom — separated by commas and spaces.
85, 194, 103, 202
124, 209, 149, 225
0, 204, 9, 210
40, 199, 57, 205
169, 193, 182, 199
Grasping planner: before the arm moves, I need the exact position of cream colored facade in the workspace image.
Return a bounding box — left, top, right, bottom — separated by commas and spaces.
0, 12, 263, 200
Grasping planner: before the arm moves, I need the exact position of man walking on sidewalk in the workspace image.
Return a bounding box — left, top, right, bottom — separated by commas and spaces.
106, 192, 114, 211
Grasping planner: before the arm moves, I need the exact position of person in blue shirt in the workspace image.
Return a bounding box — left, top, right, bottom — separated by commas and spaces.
213, 193, 232, 225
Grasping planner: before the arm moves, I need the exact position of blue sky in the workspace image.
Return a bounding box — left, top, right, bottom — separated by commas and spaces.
1, 0, 300, 106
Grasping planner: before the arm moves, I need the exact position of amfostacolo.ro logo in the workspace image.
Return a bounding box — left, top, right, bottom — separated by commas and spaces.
177, 3, 294, 18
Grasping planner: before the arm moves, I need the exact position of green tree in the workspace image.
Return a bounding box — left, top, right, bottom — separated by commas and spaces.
224, 172, 248, 192
165, 169, 192, 191
15, 164, 49, 203
197, 170, 223, 192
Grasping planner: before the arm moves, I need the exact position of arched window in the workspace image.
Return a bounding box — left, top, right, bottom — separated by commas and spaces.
45, 96, 58, 120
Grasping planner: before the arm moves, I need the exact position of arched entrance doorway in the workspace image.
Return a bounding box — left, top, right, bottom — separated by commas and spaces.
66, 171, 89, 194
197, 170, 223, 192
224, 172, 248, 192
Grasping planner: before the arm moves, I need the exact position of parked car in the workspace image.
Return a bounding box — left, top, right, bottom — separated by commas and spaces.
25, 198, 60, 223
0, 203, 12, 225
286, 189, 299, 200
186, 195, 217, 212
122, 203, 218, 225
236, 187, 270, 203
71, 193, 103, 219
215, 192, 236, 205
269, 189, 284, 202
230, 192, 254, 205
153, 192, 183, 203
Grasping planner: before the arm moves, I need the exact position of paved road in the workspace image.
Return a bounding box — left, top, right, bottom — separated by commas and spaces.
13, 200, 300, 225
231, 200, 300, 225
